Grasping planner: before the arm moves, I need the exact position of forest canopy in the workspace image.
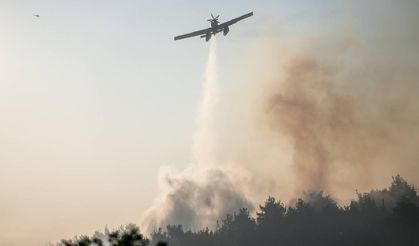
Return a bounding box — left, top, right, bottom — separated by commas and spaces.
59, 175, 419, 246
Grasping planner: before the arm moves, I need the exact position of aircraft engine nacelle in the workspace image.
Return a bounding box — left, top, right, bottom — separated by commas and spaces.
223, 26, 230, 36
206, 32, 211, 42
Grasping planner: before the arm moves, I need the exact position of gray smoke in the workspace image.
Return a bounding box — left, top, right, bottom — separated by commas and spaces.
262, 40, 419, 199
142, 2, 419, 233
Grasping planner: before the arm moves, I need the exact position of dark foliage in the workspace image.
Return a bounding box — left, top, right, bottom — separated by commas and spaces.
149, 175, 419, 246
60, 224, 149, 246
60, 175, 419, 246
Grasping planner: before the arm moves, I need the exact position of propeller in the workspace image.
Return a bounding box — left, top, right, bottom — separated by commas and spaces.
207, 13, 220, 22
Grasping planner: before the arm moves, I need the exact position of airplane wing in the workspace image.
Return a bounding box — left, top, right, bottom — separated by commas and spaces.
174, 27, 212, 41
218, 12, 253, 28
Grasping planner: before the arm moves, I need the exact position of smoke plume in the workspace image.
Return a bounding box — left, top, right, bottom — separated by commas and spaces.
258, 39, 419, 199
142, 5, 419, 232
141, 165, 253, 232
141, 39, 254, 233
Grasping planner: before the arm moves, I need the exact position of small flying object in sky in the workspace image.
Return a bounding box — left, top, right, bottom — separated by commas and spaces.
174, 12, 253, 41
34, 14, 40, 17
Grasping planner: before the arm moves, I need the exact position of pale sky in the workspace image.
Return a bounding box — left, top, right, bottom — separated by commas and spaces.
1, 1, 418, 245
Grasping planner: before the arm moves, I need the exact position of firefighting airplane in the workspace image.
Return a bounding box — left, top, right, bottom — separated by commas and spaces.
174, 12, 253, 41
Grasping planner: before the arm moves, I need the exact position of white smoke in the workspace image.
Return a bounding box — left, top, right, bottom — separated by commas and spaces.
141, 38, 253, 233
192, 39, 218, 166
141, 8, 419, 231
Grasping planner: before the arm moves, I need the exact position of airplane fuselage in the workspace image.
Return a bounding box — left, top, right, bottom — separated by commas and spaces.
205, 20, 225, 41
210, 21, 218, 29
174, 12, 253, 42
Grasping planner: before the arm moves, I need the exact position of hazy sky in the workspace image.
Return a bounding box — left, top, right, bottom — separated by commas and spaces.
1, 1, 418, 245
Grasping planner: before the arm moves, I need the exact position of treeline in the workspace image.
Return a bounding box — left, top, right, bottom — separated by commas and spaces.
60, 175, 419, 246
